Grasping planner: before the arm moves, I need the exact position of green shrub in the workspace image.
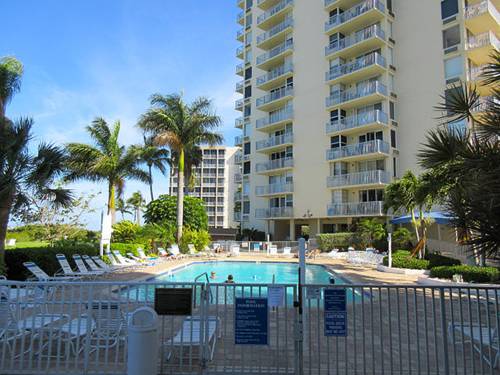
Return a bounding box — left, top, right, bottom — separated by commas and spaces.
426, 253, 461, 268
179, 228, 211, 253
144, 195, 208, 231
112, 220, 141, 243
5, 244, 99, 281
317, 233, 353, 251
392, 227, 414, 249
430, 265, 500, 283
383, 250, 430, 270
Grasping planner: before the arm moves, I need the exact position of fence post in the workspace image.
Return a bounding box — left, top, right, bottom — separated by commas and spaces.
200, 284, 210, 374
439, 288, 450, 375
295, 238, 306, 375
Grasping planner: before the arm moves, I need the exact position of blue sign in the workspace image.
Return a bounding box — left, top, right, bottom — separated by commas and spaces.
324, 289, 347, 337
235, 297, 268, 345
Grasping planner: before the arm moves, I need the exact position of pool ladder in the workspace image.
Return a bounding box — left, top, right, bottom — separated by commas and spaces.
194, 272, 214, 303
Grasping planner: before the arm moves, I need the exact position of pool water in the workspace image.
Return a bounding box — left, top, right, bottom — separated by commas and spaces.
155, 261, 346, 285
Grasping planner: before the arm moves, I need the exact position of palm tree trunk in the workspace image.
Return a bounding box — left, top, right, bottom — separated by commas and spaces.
0, 201, 12, 273
135, 207, 140, 226
148, 164, 154, 201
176, 149, 185, 242
108, 183, 116, 225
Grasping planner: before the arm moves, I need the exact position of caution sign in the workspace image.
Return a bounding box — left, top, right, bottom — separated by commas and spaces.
324, 289, 347, 337
235, 298, 268, 345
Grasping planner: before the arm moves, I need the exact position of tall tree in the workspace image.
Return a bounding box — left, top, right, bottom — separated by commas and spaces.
126, 191, 146, 225
116, 197, 132, 220
133, 135, 169, 201
0, 56, 23, 118
138, 93, 222, 241
66, 118, 149, 224
0, 118, 72, 268
169, 145, 203, 192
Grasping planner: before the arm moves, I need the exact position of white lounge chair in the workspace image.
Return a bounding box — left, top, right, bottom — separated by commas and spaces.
55, 254, 87, 278
72, 255, 105, 277
448, 322, 500, 368
82, 255, 110, 274
268, 245, 278, 256
138, 248, 158, 261
23, 262, 79, 281
169, 245, 186, 259
165, 316, 220, 361
283, 247, 292, 256
91, 256, 120, 272
230, 246, 240, 257
112, 251, 139, 267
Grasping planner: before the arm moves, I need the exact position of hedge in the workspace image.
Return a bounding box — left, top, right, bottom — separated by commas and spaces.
430, 265, 500, 283
5, 244, 99, 281
426, 253, 461, 268
317, 233, 353, 251
382, 250, 430, 270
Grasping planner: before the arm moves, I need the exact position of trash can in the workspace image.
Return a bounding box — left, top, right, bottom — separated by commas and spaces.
127, 307, 159, 375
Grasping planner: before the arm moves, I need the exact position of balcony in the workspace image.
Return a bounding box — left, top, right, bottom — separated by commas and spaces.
325, 0, 386, 36
472, 96, 497, 113
326, 110, 388, 135
325, 0, 361, 11
466, 31, 500, 65
235, 117, 245, 129
327, 170, 390, 189
236, 46, 244, 59
234, 212, 250, 222
235, 153, 243, 164
256, 207, 294, 219
258, 0, 282, 10
256, 106, 294, 132
257, 17, 294, 49
257, 62, 294, 90
326, 52, 386, 85
237, 11, 244, 25
234, 191, 249, 201
235, 98, 244, 111
326, 81, 388, 110
237, 29, 244, 42
326, 140, 390, 161
256, 86, 294, 111
465, 0, 500, 35
327, 201, 384, 217
325, 25, 386, 60
257, 39, 294, 70
237, 0, 245, 8
235, 136, 243, 146
256, 157, 294, 173
236, 80, 245, 94
236, 63, 244, 76
234, 173, 243, 183
257, 0, 294, 29
256, 133, 294, 152
256, 183, 294, 196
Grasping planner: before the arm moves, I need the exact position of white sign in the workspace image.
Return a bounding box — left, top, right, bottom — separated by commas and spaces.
267, 287, 285, 308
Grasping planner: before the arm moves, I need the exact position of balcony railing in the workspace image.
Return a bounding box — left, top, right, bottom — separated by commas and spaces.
326, 52, 386, 82
235, 99, 244, 111
325, 25, 385, 56
467, 31, 500, 50
236, 63, 244, 75
257, 62, 294, 86
256, 106, 294, 129
256, 183, 294, 196
236, 80, 245, 92
237, 29, 244, 41
236, 46, 244, 58
256, 133, 294, 150
235, 117, 245, 128
472, 96, 497, 112
237, 11, 244, 23
234, 173, 243, 183
257, 86, 294, 108
326, 110, 388, 134
326, 140, 390, 161
257, 39, 294, 66
327, 201, 384, 216
257, 17, 294, 46
257, 0, 294, 25
327, 170, 390, 188
235, 136, 243, 146
324, 0, 337, 7
468, 65, 487, 81
256, 157, 294, 172
326, 81, 387, 107
256, 207, 294, 219
465, 0, 500, 20
325, 0, 385, 33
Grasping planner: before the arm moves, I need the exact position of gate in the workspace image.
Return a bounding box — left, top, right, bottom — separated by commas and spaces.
1, 280, 500, 375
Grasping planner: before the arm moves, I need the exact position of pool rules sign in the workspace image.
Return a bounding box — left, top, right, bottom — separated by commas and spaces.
234, 298, 268, 345
324, 289, 347, 337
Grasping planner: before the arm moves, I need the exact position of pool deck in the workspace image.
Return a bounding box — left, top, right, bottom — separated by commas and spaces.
103, 253, 421, 285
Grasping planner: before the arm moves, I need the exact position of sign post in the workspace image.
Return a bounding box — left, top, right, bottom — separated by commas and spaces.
388, 232, 392, 268
296, 238, 306, 375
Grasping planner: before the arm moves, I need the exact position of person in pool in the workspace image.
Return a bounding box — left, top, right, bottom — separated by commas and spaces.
210, 271, 216, 279
225, 274, 234, 283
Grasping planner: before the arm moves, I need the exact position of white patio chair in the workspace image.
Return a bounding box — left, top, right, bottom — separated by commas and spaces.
91, 256, 120, 272
112, 251, 139, 267
283, 247, 292, 256
82, 255, 109, 274
169, 244, 186, 259
23, 262, 79, 281
230, 246, 240, 257
55, 254, 86, 278
165, 316, 220, 361
268, 245, 278, 256
72, 255, 105, 277
448, 322, 500, 368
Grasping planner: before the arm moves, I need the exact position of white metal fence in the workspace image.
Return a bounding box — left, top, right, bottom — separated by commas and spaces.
1, 280, 500, 374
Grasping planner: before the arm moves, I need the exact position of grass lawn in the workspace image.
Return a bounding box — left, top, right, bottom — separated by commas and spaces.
6, 241, 49, 249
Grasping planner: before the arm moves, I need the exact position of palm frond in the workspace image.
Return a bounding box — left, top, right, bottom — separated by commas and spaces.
481, 51, 500, 86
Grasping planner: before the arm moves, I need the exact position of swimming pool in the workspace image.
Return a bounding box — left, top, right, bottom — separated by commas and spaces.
154, 261, 347, 285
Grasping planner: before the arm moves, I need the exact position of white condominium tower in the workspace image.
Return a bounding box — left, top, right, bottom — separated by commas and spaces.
169, 146, 240, 229
234, 0, 499, 240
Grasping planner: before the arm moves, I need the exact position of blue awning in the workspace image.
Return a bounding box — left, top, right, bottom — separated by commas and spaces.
390, 211, 454, 225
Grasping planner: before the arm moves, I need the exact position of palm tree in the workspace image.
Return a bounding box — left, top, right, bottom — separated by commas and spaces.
0, 118, 72, 268
133, 135, 169, 201
418, 52, 500, 260
0, 56, 23, 118
116, 197, 132, 220
126, 191, 146, 225
138, 93, 222, 241
169, 145, 203, 193
357, 218, 386, 248
66, 118, 149, 224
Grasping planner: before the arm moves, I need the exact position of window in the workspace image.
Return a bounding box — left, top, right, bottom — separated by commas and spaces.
359, 131, 383, 143
244, 142, 251, 155
330, 135, 347, 149
244, 85, 252, 98
441, 0, 458, 20
444, 86, 463, 115
391, 130, 397, 148
243, 201, 250, 214
388, 47, 394, 66
245, 13, 252, 27
389, 101, 395, 120
360, 189, 384, 202
244, 105, 251, 117
387, 0, 393, 13
243, 161, 251, 174
393, 157, 397, 178
442, 26, 460, 50
323, 224, 335, 234
245, 67, 252, 80
444, 56, 463, 80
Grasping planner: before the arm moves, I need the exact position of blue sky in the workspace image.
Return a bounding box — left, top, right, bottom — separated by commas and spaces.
2, 0, 241, 229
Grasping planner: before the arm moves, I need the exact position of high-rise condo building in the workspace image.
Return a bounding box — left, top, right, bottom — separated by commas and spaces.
169, 146, 240, 229
234, 0, 499, 240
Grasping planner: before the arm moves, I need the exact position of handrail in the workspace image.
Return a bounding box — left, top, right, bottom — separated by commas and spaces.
194, 272, 214, 303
